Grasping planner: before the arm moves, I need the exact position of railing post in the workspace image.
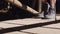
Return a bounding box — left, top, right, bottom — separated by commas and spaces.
38, 0, 42, 13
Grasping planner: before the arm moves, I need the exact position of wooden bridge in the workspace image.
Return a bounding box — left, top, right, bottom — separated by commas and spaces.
0, 15, 60, 34
0, 0, 42, 15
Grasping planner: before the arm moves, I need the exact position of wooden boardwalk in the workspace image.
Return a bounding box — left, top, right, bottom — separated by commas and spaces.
0, 16, 60, 34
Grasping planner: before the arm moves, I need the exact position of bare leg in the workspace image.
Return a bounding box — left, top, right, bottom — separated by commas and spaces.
45, 0, 56, 19
50, 0, 56, 8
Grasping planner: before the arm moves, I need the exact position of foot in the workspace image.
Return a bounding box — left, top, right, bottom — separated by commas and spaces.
38, 11, 44, 18
45, 7, 56, 19
32, 11, 44, 19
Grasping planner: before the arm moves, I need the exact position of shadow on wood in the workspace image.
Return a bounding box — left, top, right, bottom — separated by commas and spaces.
0, 19, 60, 34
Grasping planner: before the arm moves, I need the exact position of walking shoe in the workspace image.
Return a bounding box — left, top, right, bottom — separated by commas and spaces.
35, 2, 50, 19
45, 7, 56, 19
38, 11, 44, 18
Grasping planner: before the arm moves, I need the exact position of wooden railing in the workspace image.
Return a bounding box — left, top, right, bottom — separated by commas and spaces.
0, 0, 42, 14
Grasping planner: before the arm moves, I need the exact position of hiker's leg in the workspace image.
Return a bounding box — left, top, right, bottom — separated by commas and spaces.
50, 0, 56, 8
38, 0, 48, 18
46, 0, 56, 19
